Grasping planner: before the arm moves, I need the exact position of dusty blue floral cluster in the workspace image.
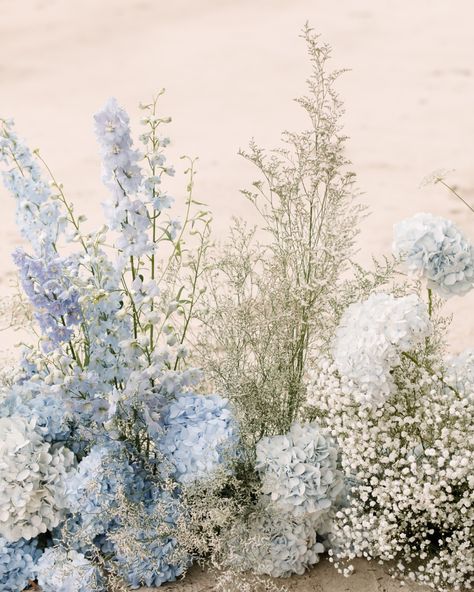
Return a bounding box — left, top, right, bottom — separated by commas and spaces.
159, 393, 238, 484
0, 537, 40, 592
0, 99, 237, 591
393, 212, 474, 297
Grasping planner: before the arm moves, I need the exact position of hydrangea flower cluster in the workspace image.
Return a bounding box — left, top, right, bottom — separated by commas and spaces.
65, 442, 135, 542
256, 422, 342, 519
36, 547, 104, 592
159, 393, 237, 484
0, 536, 40, 592
111, 490, 186, 589
393, 212, 474, 297
332, 292, 431, 405
0, 415, 75, 542
230, 508, 326, 578
0, 379, 71, 441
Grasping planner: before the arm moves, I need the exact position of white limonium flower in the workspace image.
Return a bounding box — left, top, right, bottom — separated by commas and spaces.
332, 293, 431, 406
256, 422, 343, 519
0, 416, 75, 542
393, 213, 474, 297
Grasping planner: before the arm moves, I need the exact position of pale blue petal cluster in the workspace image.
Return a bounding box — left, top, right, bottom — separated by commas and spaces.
159, 393, 237, 484
94, 98, 152, 257
0, 119, 64, 255
0, 536, 40, 592
238, 509, 325, 578
393, 213, 474, 297
333, 293, 431, 405
13, 249, 82, 349
36, 547, 105, 592
0, 380, 71, 442
113, 491, 186, 589
256, 422, 343, 519
0, 415, 75, 542
66, 442, 135, 542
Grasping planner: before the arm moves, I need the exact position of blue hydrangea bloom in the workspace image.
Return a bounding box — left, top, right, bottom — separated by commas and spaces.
393, 213, 474, 297
0, 536, 40, 592
112, 490, 187, 589
256, 422, 343, 519
65, 442, 135, 541
158, 393, 238, 484
36, 547, 105, 592
13, 249, 82, 349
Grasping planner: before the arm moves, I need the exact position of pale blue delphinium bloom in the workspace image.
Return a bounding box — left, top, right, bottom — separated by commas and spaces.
36, 547, 105, 592
94, 98, 152, 257
393, 212, 474, 297
13, 249, 82, 350
256, 422, 343, 519
158, 393, 238, 484
0, 119, 64, 256
0, 536, 41, 592
332, 293, 431, 406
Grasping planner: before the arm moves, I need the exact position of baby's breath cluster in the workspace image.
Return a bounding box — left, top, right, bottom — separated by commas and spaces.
308, 289, 473, 589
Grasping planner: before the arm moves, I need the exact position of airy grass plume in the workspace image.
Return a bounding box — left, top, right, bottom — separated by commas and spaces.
197, 25, 366, 448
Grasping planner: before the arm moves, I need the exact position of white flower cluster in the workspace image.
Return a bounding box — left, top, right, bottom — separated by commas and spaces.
308, 357, 473, 591
0, 416, 75, 542
393, 213, 474, 297
256, 422, 342, 518
332, 293, 431, 405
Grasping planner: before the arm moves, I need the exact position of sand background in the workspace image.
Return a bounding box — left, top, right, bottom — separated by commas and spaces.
1, 0, 473, 589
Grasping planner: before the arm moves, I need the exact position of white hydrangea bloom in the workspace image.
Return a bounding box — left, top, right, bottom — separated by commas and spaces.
256, 422, 342, 518
393, 213, 474, 297
333, 293, 431, 405
0, 416, 75, 542
232, 509, 325, 578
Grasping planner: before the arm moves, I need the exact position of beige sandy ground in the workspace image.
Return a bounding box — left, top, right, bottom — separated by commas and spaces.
1, 0, 473, 590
